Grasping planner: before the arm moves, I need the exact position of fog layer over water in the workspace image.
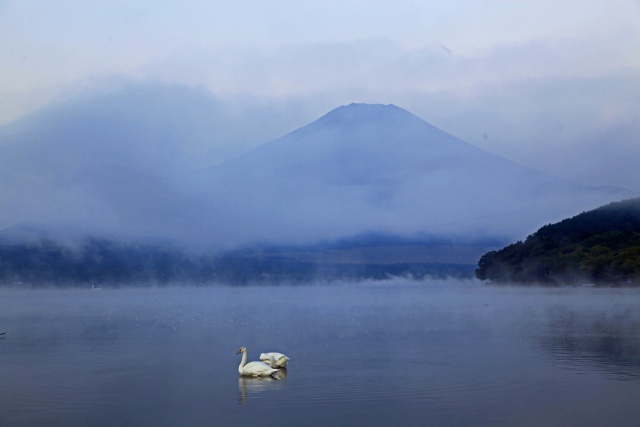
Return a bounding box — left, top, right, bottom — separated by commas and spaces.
1, 280, 639, 426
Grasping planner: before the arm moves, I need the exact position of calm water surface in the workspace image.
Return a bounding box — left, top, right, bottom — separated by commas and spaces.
1, 280, 639, 426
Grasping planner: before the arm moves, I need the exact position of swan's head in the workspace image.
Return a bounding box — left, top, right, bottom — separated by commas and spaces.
236, 347, 247, 354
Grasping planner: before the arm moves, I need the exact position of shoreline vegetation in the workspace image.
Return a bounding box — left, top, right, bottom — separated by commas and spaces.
476, 198, 640, 287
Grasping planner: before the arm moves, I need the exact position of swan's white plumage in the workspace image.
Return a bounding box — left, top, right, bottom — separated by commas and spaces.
259, 352, 290, 368
236, 347, 280, 377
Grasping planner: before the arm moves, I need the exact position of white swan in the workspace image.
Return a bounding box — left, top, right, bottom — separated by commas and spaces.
236, 347, 280, 377
260, 352, 290, 368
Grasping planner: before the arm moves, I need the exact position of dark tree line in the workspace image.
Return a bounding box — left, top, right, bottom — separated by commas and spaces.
0, 237, 476, 287
476, 198, 640, 286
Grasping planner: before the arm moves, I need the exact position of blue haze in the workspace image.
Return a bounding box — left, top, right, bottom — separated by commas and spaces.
0, 84, 632, 249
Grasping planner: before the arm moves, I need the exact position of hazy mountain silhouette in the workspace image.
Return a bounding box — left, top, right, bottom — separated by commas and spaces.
196, 103, 631, 245
0, 86, 633, 249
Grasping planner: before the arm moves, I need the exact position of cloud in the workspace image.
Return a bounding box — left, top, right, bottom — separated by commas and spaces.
405, 70, 640, 192
0, 83, 249, 239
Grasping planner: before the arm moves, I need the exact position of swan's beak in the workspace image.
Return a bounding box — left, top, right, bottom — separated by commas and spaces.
236, 349, 242, 354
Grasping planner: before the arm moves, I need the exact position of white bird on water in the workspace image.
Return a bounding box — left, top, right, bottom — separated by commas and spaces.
236, 347, 281, 377
260, 352, 290, 368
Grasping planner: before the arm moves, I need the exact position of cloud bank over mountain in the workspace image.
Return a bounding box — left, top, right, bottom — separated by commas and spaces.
0, 84, 633, 248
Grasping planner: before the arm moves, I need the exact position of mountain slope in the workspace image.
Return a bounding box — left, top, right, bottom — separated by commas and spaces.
197, 103, 631, 245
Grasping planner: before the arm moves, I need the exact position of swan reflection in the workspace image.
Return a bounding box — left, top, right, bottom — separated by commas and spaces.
238, 369, 287, 404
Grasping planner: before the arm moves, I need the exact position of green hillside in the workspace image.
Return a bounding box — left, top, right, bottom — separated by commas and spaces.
475, 198, 640, 286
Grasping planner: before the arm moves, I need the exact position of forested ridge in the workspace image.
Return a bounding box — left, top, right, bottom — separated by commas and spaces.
476, 198, 640, 285
0, 236, 476, 287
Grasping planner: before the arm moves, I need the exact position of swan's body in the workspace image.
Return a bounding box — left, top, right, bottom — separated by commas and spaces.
236, 347, 280, 377
260, 352, 290, 368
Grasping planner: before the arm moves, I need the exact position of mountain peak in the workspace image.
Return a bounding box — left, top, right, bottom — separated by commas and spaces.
304, 103, 433, 136
317, 102, 413, 122
340, 102, 401, 112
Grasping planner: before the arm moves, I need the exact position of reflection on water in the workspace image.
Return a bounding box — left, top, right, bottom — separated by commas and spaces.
544, 334, 640, 377
541, 304, 640, 379
272, 367, 287, 380
238, 371, 287, 404
0, 282, 639, 426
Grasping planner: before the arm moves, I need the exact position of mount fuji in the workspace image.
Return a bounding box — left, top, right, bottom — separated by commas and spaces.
0, 91, 632, 250
195, 103, 630, 246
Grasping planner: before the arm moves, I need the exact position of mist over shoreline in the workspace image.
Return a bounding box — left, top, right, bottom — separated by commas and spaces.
0, 232, 497, 287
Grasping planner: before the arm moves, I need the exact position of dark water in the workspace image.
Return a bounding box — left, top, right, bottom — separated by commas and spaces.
1, 280, 639, 426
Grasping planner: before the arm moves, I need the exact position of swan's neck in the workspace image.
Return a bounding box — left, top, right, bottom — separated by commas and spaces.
239, 351, 247, 370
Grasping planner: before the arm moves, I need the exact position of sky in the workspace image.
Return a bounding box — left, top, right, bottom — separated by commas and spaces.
1, 0, 639, 191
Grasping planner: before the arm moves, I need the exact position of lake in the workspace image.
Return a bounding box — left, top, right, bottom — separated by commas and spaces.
1, 280, 639, 426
